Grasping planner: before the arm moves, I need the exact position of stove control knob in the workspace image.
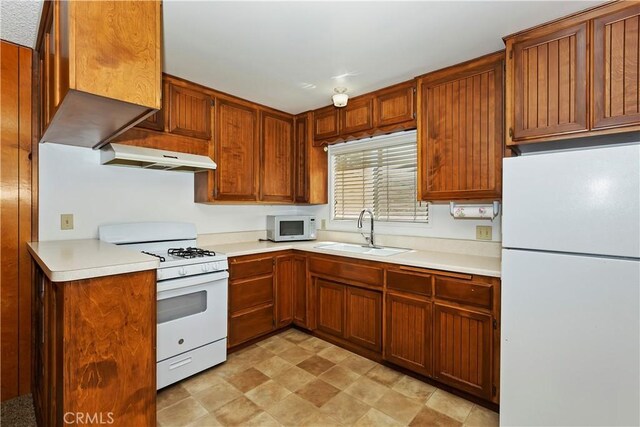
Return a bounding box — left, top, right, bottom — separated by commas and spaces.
201, 264, 209, 272
178, 267, 187, 276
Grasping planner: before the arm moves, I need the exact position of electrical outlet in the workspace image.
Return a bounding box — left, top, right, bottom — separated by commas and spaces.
60, 214, 74, 230
476, 225, 492, 240
321, 219, 326, 230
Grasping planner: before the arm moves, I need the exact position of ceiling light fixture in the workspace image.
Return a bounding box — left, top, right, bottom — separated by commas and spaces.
332, 87, 349, 108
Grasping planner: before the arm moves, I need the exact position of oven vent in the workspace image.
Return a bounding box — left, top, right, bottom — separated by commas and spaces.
100, 143, 216, 172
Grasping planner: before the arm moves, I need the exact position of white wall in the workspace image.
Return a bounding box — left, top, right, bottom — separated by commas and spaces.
39, 144, 298, 241
39, 143, 501, 242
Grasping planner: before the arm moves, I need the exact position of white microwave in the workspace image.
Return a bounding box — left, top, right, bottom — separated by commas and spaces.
267, 215, 317, 242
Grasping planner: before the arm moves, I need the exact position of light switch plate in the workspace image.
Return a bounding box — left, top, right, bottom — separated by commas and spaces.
476, 225, 492, 240
60, 214, 74, 230
321, 219, 326, 230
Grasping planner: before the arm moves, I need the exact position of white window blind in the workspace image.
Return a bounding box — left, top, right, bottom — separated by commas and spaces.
332, 136, 429, 223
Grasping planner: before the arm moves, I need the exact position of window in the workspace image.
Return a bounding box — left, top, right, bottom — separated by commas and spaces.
331, 131, 429, 223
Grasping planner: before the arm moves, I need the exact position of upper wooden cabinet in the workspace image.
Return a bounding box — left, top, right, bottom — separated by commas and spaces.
509, 23, 589, 141
417, 51, 504, 201
295, 112, 328, 205
213, 98, 260, 201
313, 106, 340, 141
38, 0, 161, 148
592, 4, 640, 130
312, 80, 416, 145
340, 96, 374, 134
113, 76, 212, 155
137, 109, 165, 132
505, 2, 640, 146
167, 83, 212, 140
260, 112, 294, 203
375, 81, 416, 127
294, 114, 309, 203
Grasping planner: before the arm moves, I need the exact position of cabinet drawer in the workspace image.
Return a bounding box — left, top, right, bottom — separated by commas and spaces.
309, 257, 383, 287
229, 257, 273, 280
387, 270, 432, 296
229, 276, 273, 313
434, 277, 492, 309
229, 305, 274, 346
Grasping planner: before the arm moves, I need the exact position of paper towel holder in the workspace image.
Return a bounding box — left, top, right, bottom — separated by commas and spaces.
449, 201, 500, 221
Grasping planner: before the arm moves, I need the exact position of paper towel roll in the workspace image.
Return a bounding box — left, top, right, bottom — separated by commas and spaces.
451, 205, 495, 219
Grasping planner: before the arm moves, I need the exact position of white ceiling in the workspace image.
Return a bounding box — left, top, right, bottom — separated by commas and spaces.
0, 0, 43, 48
163, 1, 602, 114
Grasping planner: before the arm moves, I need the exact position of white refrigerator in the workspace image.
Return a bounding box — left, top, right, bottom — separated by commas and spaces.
500, 144, 640, 426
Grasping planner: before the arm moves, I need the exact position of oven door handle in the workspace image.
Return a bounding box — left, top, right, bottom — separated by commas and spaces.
157, 271, 229, 293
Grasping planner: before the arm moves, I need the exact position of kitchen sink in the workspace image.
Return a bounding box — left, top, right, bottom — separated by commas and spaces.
314, 242, 411, 257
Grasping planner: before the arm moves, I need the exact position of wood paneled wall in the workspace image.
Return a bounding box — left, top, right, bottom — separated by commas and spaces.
1, 40, 33, 401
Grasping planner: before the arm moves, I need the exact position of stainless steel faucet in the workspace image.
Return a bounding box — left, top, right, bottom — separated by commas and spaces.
357, 209, 377, 248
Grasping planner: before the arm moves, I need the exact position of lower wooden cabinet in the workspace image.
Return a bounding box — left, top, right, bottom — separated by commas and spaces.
228, 251, 306, 347
228, 254, 276, 347
31, 264, 157, 426
345, 287, 382, 352
292, 255, 309, 328
385, 292, 432, 376
228, 251, 500, 404
275, 255, 294, 327
433, 304, 494, 400
309, 256, 383, 355
316, 279, 346, 338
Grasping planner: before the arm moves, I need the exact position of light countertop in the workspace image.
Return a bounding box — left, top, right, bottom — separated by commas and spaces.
205, 240, 501, 277
27, 240, 159, 282
28, 237, 501, 282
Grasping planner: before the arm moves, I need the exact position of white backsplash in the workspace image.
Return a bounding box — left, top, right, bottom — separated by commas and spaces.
196, 229, 500, 258
39, 143, 501, 250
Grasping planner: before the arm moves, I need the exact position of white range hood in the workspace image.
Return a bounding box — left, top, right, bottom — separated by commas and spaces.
100, 143, 216, 172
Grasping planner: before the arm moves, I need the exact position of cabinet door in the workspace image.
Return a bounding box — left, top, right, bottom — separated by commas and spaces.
315, 279, 345, 338
294, 114, 309, 203
260, 112, 294, 202
419, 52, 504, 200
313, 106, 339, 141
385, 293, 432, 375
345, 287, 382, 352
375, 83, 416, 127
510, 23, 588, 141
137, 110, 164, 132
168, 83, 212, 140
275, 256, 293, 327
433, 304, 493, 399
340, 96, 374, 135
592, 4, 640, 130
214, 99, 259, 201
292, 255, 308, 328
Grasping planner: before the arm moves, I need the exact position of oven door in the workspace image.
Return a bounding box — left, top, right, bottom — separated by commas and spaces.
276, 217, 309, 241
156, 271, 228, 362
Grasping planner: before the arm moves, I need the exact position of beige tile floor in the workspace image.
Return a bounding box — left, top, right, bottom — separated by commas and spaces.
157, 329, 499, 427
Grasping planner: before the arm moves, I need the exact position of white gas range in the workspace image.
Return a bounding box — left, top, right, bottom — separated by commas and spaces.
99, 222, 228, 389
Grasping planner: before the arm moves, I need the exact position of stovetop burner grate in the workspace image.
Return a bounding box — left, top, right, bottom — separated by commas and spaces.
167, 247, 217, 259
142, 251, 166, 262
